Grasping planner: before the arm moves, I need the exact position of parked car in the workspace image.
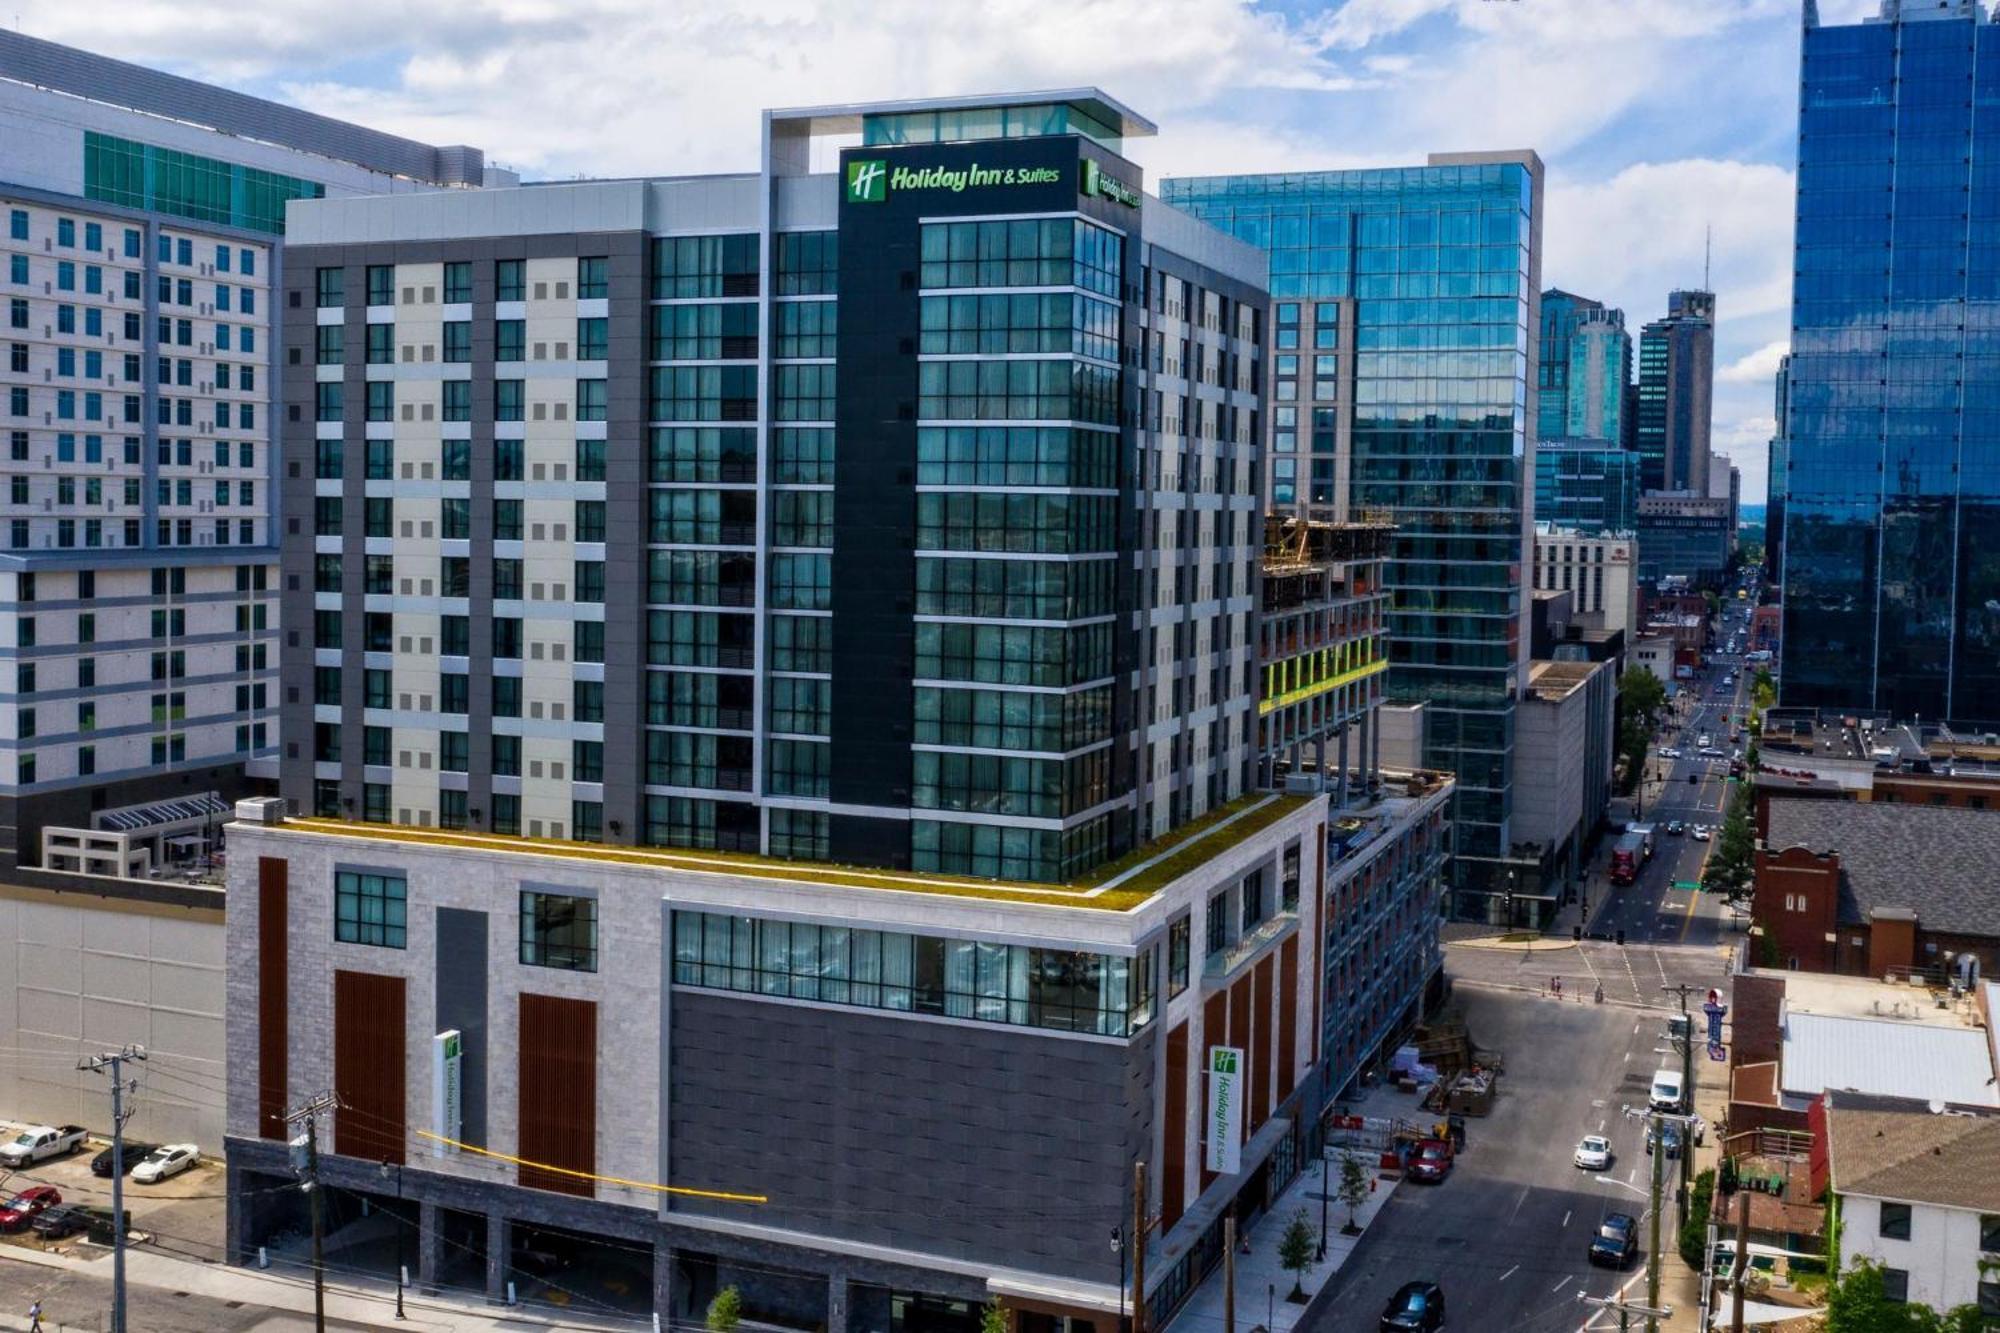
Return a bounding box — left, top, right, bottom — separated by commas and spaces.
1573, 1135, 1613, 1171
131, 1143, 199, 1184
29, 1203, 89, 1240
1379, 1281, 1447, 1331
0, 1125, 89, 1168
1650, 1069, 1686, 1111
1646, 1121, 1685, 1159
1407, 1138, 1454, 1184
0, 1186, 61, 1233
91, 1141, 159, 1178
1590, 1213, 1639, 1267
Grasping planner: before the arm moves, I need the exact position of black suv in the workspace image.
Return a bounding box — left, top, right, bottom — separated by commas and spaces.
1380, 1280, 1446, 1331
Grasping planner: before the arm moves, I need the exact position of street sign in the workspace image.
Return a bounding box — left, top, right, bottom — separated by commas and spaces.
1672, 880, 1700, 890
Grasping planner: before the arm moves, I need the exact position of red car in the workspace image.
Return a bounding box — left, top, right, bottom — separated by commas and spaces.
0, 1186, 60, 1232
1408, 1139, 1454, 1183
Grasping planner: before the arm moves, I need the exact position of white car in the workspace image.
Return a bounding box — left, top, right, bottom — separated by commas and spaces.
1659, 747, 1682, 759
132, 1143, 199, 1183
1692, 825, 1712, 841
1574, 1135, 1614, 1171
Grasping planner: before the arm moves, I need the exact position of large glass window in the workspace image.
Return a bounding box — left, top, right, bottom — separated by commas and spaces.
917, 359, 1118, 425
650, 234, 758, 299
915, 425, 1115, 489
918, 217, 1121, 297
650, 303, 756, 360
773, 231, 837, 296
920, 291, 1118, 361
520, 891, 597, 971
672, 910, 1152, 1035
334, 871, 406, 949
773, 300, 837, 358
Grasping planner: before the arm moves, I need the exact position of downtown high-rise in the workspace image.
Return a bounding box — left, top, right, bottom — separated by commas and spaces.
1783, 0, 2000, 724
1164, 154, 1543, 905
0, 30, 494, 874
1636, 288, 1715, 496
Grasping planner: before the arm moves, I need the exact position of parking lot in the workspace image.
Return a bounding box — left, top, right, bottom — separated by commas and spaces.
0, 1122, 225, 1263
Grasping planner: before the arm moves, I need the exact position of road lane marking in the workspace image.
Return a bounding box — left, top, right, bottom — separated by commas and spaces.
1552, 1275, 1574, 1294
1499, 1264, 1518, 1282
1563, 1209, 1573, 1228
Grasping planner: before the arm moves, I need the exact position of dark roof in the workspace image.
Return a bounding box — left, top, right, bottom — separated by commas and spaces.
1764, 798, 2000, 937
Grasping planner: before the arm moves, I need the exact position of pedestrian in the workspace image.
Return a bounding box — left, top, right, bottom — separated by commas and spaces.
27, 1297, 42, 1333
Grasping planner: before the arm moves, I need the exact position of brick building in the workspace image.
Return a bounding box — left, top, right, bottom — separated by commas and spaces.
1752, 798, 2000, 978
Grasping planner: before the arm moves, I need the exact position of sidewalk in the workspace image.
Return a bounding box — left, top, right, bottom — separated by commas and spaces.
0, 1237, 646, 1331
1168, 1087, 1427, 1333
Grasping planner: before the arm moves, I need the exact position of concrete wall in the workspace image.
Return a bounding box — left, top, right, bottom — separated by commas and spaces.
1514, 688, 1587, 849
0, 884, 224, 1146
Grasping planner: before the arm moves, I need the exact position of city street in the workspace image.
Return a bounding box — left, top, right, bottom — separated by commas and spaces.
1305, 985, 1691, 1333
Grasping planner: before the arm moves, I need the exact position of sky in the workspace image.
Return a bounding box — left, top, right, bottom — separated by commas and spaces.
12, 0, 1894, 502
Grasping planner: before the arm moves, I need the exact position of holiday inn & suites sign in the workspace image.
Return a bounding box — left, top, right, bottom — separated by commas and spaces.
845, 153, 1141, 208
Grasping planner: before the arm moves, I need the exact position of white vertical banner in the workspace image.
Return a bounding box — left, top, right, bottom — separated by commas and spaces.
433, 1029, 462, 1156
1204, 1045, 1244, 1175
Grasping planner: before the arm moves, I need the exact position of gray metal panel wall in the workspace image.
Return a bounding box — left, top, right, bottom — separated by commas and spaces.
0, 30, 479, 184
434, 907, 489, 1150
667, 989, 1157, 1280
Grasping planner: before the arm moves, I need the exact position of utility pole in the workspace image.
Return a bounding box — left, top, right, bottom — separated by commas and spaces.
1129, 1159, 1148, 1333
1663, 982, 1699, 1229
1647, 1110, 1666, 1333
1223, 1212, 1236, 1333
77, 1044, 145, 1333
285, 1092, 341, 1333
1729, 1189, 1751, 1333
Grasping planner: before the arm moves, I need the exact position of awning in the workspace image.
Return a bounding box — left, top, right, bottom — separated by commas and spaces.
1710, 1298, 1822, 1327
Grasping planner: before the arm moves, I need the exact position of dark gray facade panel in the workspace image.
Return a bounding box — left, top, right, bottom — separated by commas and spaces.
0, 30, 481, 184
434, 907, 490, 1149
667, 988, 1154, 1281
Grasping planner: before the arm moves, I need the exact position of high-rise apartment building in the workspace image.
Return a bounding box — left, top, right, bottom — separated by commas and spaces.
0, 31, 493, 870
220, 89, 1427, 1333
1539, 290, 1629, 443
1164, 153, 1543, 905
1636, 289, 1714, 495
1782, 0, 2000, 724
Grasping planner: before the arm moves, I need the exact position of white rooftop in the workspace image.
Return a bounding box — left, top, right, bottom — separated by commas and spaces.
1780, 1009, 2000, 1110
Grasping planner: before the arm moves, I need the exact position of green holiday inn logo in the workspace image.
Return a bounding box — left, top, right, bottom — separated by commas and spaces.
847, 159, 887, 203
1081, 158, 1141, 208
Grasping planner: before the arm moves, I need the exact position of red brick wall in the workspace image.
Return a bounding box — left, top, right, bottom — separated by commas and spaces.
1731, 973, 1786, 1067
1752, 846, 1841, 971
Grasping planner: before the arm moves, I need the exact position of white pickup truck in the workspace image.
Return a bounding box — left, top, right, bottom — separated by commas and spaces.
0, 1124, 89, 1167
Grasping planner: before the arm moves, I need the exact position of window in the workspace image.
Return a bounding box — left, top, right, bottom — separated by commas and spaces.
495, 259, 524, 302
315, 267, 345, 308
577, 317, 608, 361
1982, 1213, 2000, 1254
366, 264, 394, 307
442, 321, 471, 363
576, 438, 605, 481
365, 323, 394, 365
573, 739, 603, 783
577, 256, 608, 299
1880, 1267, 1909, 1304
495, 379, 523, 421
443, 261, 472, 304
577, 378, 607, 421
495, 319, 525, 362
521, 891, 597, 971
334, 871, 406, 949
1168, 915, 1191, 997
1879, 1202, 1912, 1241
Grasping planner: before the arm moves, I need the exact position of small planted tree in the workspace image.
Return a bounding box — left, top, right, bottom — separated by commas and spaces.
1277, 1208, 1318, 1302
707, 1284, 742, 1333
980, 1297, 1008, 1333
1337, 1149, 1370, 1234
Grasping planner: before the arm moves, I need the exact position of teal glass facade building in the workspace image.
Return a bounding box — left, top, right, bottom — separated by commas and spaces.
1165, 154, 1543, 907
1535, 439, 1639, 535
1783, 0, 2000, 726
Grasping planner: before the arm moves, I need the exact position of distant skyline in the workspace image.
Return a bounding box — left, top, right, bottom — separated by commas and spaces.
8, 0, 1876, 500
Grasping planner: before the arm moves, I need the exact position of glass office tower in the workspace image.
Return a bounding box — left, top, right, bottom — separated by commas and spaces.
1784, 0, 2000, 726
1165, 153, 1543, 904
1539, 290, 1597, 444
1535, 439, 1639, 535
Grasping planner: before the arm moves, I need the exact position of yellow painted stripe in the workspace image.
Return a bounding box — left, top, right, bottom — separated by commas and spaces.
413, 1130, 766, 1203
1259, 658, 1387, 715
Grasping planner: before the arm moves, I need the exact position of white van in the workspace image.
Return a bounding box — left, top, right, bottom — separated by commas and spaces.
1649, 1069, 1685, 1112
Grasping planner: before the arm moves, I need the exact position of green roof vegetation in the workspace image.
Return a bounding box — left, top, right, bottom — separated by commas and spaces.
281, 792, 1313, 913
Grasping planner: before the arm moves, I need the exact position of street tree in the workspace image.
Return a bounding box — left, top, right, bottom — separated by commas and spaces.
1337, 1149, 1370, 1235
707, 1284, 743, 1333
1617, 668, 1668, 794
1277, 1208, 1318, 1302
1703, 780, 1756, 900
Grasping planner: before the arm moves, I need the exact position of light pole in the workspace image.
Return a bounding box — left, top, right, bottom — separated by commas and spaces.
1112, 1226, 1125, 1330
1316, 1064, 1331, 1261
379, 1158, 407, 1320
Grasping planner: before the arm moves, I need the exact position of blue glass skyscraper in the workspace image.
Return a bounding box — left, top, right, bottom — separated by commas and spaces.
1165, 153, 1543, 912
1784, 0, 2000, 725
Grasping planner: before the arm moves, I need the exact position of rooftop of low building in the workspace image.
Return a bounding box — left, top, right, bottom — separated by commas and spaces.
1823, 1094, 2000, 1213
1764, 797, 2000, 937
234, 791, 1316, 913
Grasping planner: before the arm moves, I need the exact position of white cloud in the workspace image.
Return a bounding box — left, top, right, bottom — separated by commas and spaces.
1720, 339, 1791, 386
